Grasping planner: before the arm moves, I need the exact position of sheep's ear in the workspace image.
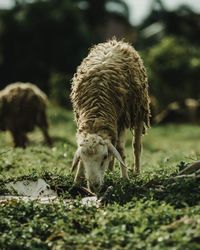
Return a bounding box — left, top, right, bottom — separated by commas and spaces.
108, 143, 126, 168
71, 149, 80, 173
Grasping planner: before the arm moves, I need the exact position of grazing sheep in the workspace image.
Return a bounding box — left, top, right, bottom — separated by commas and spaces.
0, 82, 52, 148
154, 98, 200, 124
71, 38, 150, 192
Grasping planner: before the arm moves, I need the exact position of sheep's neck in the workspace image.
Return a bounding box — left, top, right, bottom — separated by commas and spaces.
78, 110, 117, 141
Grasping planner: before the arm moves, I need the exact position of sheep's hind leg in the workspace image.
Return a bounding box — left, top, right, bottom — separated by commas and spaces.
133, 121, 143, 174
38, 112, 52, 146
21, 133, 28, 148
117, 131, 129, 179
74, 160, 85, 185
41, 127, 52, 146
38, 121, 52, 146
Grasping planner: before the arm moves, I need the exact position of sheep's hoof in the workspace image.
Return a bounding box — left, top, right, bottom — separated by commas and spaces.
121, 173, 129, 180
125, 175, 130, 180
133, 170, 140, 176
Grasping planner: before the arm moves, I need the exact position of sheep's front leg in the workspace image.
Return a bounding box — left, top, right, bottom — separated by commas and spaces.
40, 126, 52, 146
117, 131, 129, 179
133, 121, 143, 174
74, 160, 85, 185
108, 156, 114, 171
11, 131, 28, 148
38, 112, 52, 146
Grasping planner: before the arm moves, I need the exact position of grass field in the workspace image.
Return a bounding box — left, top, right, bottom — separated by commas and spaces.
0, 105, 200, 250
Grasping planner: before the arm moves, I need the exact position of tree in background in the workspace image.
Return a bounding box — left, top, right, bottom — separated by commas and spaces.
139, 0, 200, 47
145, 36, 200, 108
0, 0, 90, 93
2, 0, 199, 109
78, 0, 130, 41
139, 0, 200, 108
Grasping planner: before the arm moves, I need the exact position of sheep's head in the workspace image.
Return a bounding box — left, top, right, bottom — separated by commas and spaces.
72, 133, 125, 193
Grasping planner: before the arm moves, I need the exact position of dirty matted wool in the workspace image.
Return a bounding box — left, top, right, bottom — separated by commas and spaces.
71, 39, 150, 143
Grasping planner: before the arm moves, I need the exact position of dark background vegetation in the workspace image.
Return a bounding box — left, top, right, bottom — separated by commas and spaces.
0, 0, 200, 107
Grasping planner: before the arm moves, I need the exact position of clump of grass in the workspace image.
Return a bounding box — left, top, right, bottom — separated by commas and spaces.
1, 199, 200, 250
1, 166, 200, 207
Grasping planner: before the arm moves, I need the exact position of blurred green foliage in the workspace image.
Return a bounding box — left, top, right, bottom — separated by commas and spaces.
0, 0, 91, 93
139, 1, 200, 48
49, 72, 72, 107
138, 1, 200, 108
0, 0, 199, 109
0, 0, 131, 106
145, 36, 200, 107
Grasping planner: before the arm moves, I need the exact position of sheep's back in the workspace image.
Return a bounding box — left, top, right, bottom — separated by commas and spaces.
1, 82, 48, 132
71, 39, 150, 133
